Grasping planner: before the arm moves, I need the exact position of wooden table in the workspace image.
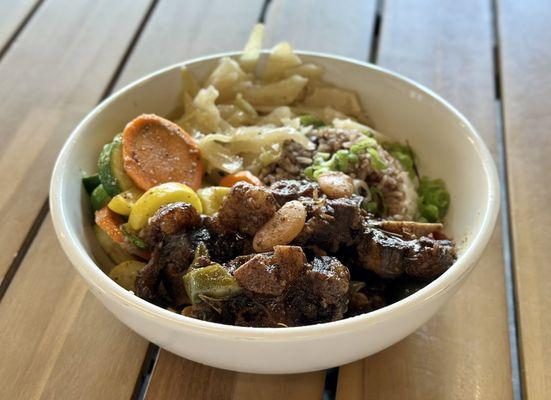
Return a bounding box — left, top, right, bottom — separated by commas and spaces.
0, 0, 548, 398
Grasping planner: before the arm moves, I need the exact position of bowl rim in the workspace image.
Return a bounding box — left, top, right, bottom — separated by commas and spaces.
50, 50, 500, 340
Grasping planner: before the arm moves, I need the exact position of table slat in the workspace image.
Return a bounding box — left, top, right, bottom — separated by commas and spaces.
0, 1, 155, 398
0, 0, 151, 282
116, 0, 265, 90
264, 0, 377, 59
0, 0, 39, 52
497, 0, 551, 397
146, 351, 325, 400
0, 219, 149, 400
337, 1, 513, 398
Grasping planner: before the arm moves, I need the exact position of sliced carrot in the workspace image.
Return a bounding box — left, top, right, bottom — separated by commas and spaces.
122, 114, 203, 191
95, 207, 125, 244
220, 171, 263, 187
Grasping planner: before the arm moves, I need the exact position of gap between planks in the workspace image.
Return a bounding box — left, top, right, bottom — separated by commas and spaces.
490, 0, 522, 398
0, 0, 44, 61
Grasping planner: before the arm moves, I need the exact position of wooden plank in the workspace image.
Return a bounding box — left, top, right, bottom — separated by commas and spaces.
497, 0, 551, 397
146, 351, 325, 400
264, 0, 377, 59
0, 1, 154, 398
116, 0, 265, 89
0, 219, 149, 400
0, 0, 151, 282
0, 0, 39, 52
336, 1, 513, 399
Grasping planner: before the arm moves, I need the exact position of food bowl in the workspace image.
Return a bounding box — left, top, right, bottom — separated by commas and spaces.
50, 51, 499, 374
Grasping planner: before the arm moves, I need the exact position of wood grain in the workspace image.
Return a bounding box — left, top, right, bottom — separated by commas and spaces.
146, 351, 325, 400
116, 0, 265, 89
0, 0, 39, 52
336, 1, 513, 399
0, 0, 151, 282
0, 1, 155, 399
264, 0, 377, 59
0, 218, 149, 400
497, 0, 551, 397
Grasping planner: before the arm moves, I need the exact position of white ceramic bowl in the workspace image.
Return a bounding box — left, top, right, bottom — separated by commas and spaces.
50, 51, 499, 374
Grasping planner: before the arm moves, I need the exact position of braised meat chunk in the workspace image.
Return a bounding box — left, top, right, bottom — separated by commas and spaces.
405, 236, 456, 279
216, 182, 278, 236
356, 227, 456, 280
189, 227, 253, 264
356, 228, 410, 279
284, 257, 350, 325
136, 233, 195, 304
307, 256, 350, 305
295, 197, 364, 252
269, 179, 320, 205
136, 202, 201, 302
234, 245, 306, 295
141, 202, 201, 246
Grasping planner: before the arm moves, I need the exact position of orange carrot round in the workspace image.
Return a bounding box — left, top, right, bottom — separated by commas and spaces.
122, 114, 203, 191
220, 171, 263, 187
95, 207, 125, 244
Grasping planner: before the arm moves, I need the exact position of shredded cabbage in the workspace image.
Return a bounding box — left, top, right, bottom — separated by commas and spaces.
262, 42, 302, 81
240, 24, 264, 72
204, 57, 247, 102
237, 74, 308, 106
198, 125, 314, 173
303, 86, 363, 118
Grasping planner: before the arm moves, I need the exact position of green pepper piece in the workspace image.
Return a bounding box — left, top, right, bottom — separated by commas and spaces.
183, 263, 242, 304
190, 242, 211, 269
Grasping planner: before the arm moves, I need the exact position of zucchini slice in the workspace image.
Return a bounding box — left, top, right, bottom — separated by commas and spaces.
93, 224, 134, 264
108, 260, 145, 291
98, 134, 134, 196
82, 174, 101, 194
90, 184, 111, 211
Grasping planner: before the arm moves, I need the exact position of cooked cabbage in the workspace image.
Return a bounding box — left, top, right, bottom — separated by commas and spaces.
302, 86, 363, 118
197, 125, 314, 173
238, 74, 308, 106
262, 42, 302, 82
204, 57, 247, 102
240, 24, 264, 72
